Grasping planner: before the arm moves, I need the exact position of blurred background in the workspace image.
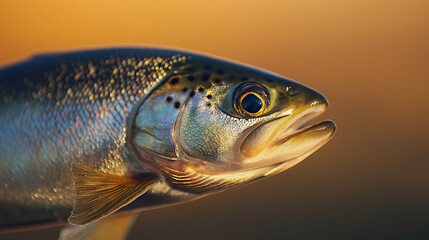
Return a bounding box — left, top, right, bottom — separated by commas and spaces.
1, 0, 428, 239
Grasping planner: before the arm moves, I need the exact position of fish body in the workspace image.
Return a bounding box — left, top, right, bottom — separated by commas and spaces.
0, 48, 335, 232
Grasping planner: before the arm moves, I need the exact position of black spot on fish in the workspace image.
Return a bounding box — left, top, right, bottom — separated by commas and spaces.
207, 103, 211, 107
189, 91, 195, 97
166, 96, 173, 103
197, 87, 205, 93
217, 69, 225, 75
202, 73, 210, 81
182, 87, 188, 92
207, 94, 212, 99
174, 101, 181, 109
170, 77, 179, 85
187, 76, 195, 81
213, 78, 222, 84
241, 76, 248, 81
204, 64, 212, 70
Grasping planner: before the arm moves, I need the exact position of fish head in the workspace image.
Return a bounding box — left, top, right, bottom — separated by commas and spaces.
132, 55, 335, 192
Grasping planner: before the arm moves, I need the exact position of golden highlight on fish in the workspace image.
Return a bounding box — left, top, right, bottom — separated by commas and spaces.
0, 48, 335, 238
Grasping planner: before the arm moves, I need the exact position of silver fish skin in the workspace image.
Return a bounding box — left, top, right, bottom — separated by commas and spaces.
0, 49, 199, 228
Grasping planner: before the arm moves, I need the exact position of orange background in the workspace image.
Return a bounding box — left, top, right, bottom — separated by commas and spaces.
1, 0, 428, 239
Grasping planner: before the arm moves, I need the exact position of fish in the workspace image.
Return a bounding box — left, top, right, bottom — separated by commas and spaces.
0, 48, 335, 239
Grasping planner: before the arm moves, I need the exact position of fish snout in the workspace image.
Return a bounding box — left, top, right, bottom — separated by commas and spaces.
300, 84, 328, 113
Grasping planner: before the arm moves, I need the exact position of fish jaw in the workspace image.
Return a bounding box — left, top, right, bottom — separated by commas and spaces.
239, 87, 336, 171
263, 120, 335, 176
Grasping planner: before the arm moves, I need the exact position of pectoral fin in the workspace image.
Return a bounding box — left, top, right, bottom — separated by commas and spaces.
69, 163, 160, 225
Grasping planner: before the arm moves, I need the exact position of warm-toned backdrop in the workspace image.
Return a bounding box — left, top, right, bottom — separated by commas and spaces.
1, 0, 428, 239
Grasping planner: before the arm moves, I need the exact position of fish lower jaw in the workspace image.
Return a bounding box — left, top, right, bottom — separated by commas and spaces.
241, 113, 335, 169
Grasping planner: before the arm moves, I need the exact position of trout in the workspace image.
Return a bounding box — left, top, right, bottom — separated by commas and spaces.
0, 48, 335, 239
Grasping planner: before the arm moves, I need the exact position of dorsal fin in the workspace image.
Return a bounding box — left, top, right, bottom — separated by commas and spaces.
69, 163, 160, 225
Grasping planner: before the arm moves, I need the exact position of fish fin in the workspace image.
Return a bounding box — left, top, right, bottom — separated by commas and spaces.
60, 212, 139, 240
68, 163, 159, 225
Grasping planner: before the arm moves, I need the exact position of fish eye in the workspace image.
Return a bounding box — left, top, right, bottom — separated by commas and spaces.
234, 83, 270, 117
240, 93, 263, 113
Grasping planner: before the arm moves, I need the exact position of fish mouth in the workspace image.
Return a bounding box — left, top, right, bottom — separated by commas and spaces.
272, 111, 334, 148
240, 105, 336, 169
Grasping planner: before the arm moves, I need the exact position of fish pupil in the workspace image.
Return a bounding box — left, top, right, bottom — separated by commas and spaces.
241, 94, 262, 113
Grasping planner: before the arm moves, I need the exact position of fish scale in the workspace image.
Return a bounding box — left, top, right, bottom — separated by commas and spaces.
0, 49, 190, 227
